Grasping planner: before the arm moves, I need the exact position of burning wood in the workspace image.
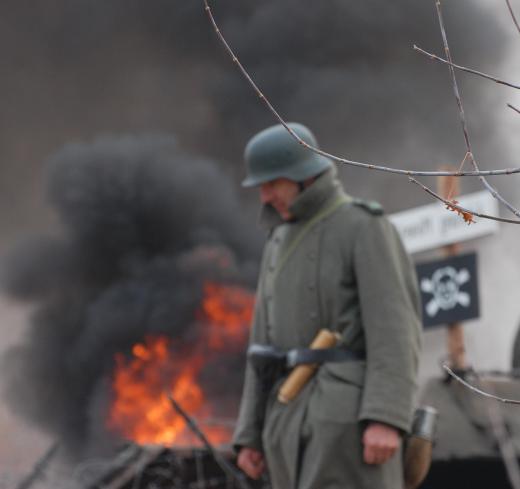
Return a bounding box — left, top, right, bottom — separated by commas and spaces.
85, 444, 267, 489
167, 394, 254, 489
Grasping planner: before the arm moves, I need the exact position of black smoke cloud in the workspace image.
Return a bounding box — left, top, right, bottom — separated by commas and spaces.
0, 135, 262, 454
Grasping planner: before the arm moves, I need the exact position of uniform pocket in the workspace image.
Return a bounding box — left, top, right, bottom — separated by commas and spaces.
307, 361, 366, 422
323, 360, 366, 387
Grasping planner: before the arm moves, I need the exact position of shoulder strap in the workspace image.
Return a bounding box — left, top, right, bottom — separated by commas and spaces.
352, 198, 384, 215
273, 195, 349, 280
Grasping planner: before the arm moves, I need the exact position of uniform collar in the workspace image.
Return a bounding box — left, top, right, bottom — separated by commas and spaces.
259, 167, 345, 230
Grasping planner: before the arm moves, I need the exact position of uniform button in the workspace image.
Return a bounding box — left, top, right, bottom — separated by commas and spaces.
310, 312, 318, 320
308, 283, 316, 291
274, 237, 281, 244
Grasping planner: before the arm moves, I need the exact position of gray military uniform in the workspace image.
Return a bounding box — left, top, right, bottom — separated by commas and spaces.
233, 167, 422, 489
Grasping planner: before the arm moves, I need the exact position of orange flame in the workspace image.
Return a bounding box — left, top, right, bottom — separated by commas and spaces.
107, 282, 254, 446
200, 282, 255, 349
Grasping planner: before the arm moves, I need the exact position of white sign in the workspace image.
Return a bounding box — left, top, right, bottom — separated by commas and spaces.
388, 190, 500, 254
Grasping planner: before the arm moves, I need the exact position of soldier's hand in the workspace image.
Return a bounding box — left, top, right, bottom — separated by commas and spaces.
362, 422, 400, 465
237, 447, 266, 479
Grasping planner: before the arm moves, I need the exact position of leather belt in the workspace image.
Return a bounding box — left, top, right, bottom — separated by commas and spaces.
247, 343, 364, 369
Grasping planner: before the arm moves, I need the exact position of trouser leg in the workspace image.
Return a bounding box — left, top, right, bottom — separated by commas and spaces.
297, 416, 403, 489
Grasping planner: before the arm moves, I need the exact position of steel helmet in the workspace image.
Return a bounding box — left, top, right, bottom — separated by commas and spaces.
242, 123, 333, 187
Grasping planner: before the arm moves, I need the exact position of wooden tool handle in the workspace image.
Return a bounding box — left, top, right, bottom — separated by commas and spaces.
277, 329, 338, 404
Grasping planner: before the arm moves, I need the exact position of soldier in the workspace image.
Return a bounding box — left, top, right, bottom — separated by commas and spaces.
233, 122, 422, 489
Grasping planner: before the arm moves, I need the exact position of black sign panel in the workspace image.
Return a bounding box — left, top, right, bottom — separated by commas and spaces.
415, 252, 479, 328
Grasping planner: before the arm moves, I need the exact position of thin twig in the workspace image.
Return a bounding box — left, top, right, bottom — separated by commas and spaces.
435, 0, 520, 219
414, 45, 520, 89
167, 393, 254, 489
505, 0, 520, 36
443, 365, 520, 404
508, 103, 520, 114
202, 0, 520, 178
409, 177, 520, 224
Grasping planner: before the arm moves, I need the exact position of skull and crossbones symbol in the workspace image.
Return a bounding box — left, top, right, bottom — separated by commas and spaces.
420, 266, 471, 317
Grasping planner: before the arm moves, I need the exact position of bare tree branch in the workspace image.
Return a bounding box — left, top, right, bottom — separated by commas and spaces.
508, 103, 520, 114
443, 363, 520, 488
409, 177, 520, 224
506, 0, 520, 36
202, 0, 520, 179
435, 0, 520, 219
443, 365, 520, 404
414, 45, 520, 89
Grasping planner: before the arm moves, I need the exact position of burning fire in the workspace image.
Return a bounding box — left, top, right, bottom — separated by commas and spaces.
107, 282, 254, 446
